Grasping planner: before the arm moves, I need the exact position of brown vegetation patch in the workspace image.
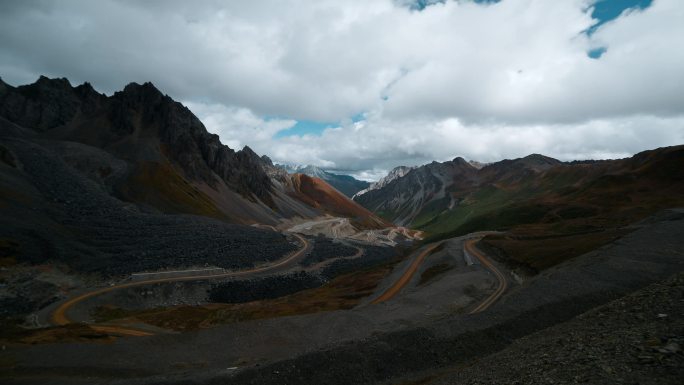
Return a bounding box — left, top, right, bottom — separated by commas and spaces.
480, 228, 632, 271
0, 319, 115, 345
420, 146, 684, 272
117, 161, 225, 219
418, 263, 453, 286
289, 173, 390, 229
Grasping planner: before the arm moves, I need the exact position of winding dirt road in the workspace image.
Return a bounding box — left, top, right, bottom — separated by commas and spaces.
50, 232, 310, 335
370, 241, 443, 304
465, 238, 508, 314
370, 236, 507, 313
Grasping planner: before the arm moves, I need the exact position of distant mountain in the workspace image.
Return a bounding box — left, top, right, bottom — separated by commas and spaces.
352, 153, 586, 227
278, 164, 370, 197
354, 147, 684, 270
0, 76, 387, 270
288, 173, 388, 229
467, 160, 488, 169
353, 158, 479, 226
354, 146, 684, 234
353, 165, 415, 200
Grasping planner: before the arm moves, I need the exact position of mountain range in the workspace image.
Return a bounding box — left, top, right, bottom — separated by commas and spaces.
2, 75, 684, 385
3, 75, 683, 277
0, 76, 386, 270
354, 147, 684, 271
353, 165, 415, 199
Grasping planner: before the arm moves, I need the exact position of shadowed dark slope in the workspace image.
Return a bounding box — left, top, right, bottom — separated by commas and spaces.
0, 76, 275, 212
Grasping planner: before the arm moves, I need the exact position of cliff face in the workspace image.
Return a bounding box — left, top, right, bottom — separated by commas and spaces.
0, 76, 105, 132
0, 77, 275, 207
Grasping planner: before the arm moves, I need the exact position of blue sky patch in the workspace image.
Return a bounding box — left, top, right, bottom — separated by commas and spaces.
274, 112, 366, 138
588, 47, 607, 59
351, 112, 366, 123
588, 0, 653, 34
406, 0, 446, 11
274, 120, 337, 138
585, 0, 652, 59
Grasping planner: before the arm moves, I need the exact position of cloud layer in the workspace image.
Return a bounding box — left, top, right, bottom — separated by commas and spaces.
1, 0, 682, 179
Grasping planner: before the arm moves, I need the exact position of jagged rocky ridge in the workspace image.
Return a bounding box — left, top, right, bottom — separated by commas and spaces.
0, 76, 386, 227
353, 157, 479, 226
0, 76, 274, 206
354, 148, 684, 232
0, 76, 388, 277
353, 165, 415, 199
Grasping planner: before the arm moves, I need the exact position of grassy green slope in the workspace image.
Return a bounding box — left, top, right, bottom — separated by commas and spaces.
413, 146, 684, 270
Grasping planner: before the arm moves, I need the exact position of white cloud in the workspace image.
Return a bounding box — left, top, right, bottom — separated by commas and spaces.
183, 101, 295, 150
1, 0, 682, 179
192, 104, 684, 175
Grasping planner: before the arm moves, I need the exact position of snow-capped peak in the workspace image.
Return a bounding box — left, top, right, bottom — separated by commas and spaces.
352, 165, 415, 199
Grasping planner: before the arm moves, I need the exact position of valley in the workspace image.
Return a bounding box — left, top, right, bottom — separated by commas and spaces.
3, 209, 683, 385
1, 77, 682, 385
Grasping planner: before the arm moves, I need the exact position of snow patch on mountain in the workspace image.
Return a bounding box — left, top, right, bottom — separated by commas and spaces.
353, 166, 415, 199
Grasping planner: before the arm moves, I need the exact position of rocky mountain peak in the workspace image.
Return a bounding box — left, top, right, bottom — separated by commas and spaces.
116, 81, 165, 108
0, 76, 276, 207
451, 156, 475, 169
0, 76, 88, 131
467, 160, 487, 169
34, 75, 73, 89
352, 165, 415, 199
260, 154, 274, 166
241, 145, 258, 158
74, 81, 99, 97
298, 165, 327, 178
523, 153, 561, 165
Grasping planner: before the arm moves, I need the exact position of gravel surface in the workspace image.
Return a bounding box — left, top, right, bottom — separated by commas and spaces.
2, 210, 682, 385
319, 244, 397, 279
191, 243, 398, 304
208, 272, 324, 303
219, 209, 684, 385
300, 235, 358, 266
431, 272, 684, 385
0, 137, 297, 278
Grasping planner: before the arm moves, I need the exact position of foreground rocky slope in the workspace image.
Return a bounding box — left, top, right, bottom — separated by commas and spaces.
429, 272, 684, 384
2, 209, 681, 385
217, 209, 684, 385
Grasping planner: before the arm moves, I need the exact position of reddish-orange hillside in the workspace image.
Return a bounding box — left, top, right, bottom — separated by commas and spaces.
289, 173, 391, 229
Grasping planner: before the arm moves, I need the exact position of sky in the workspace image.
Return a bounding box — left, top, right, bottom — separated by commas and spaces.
1, 0, 682, 181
